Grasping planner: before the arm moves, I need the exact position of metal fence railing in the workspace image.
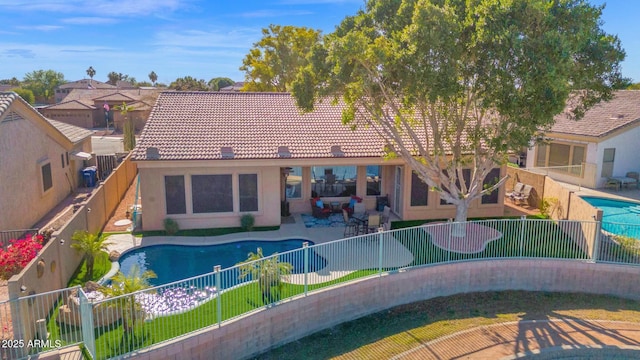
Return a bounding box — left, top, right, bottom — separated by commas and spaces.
6, 218, 640, 359
0, 229, 40, 250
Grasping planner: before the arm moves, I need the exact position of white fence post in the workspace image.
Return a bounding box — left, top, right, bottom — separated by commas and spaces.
519, 216, 526, 257
303, 242, 309, 296
214, 265, 222, 326
378, 230, 384, 276
592, 221, 602, 262
78, 289, 96, 359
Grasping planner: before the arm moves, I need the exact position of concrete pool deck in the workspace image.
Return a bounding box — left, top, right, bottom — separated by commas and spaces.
105, 213, 414, 285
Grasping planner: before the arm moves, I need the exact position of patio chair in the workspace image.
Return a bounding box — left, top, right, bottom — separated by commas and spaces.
310, 198, 332, 218
353, 202, 366, 215
366, 214, 381, 234
512, 185, 533, 206
381, 205, 391, 224
342, 209, 359, 237
506, 182, 525, 203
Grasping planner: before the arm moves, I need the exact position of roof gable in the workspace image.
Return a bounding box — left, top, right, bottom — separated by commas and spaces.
93, 92, 136, 102
44, 99, 96, 110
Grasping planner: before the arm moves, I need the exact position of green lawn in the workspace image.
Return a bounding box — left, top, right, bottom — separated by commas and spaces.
67, 251, 111, 287
256, 291, 640, 360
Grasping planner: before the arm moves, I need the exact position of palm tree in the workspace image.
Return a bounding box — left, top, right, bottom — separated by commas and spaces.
115, 102, 136, 151
237, 248, 293, 304
148, 71, 157, 86
86, 66, 96, 84
70, 231, 112, 280
100, 265, 157, 339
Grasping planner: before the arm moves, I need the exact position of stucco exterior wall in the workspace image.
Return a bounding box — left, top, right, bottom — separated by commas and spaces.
0, 107, 77, 231
506, 167, 546, 208
139, 165, 282, 231
133, 260, 640, 360
594, 127, 640, 188
400, 165, 506, 221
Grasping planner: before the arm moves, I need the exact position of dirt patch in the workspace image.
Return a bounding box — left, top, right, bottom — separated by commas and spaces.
103, 176, 139, 233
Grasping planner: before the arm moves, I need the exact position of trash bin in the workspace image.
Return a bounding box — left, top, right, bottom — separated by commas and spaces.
281, 201, 290, 217
82, 166, 97, 187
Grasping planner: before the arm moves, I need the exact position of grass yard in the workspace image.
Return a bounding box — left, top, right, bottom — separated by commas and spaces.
256, 290, 640, 360
67, 251, 111, 287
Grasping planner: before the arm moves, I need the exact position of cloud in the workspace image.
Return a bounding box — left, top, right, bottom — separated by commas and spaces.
154, 28, 261, 49
61, 17, 119, 25
2, 49, 36, 58
0, 0, 188, 17
16, 25, 63, 31
239, 9, 314, 18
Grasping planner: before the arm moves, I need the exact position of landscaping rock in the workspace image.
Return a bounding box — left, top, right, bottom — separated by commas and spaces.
84, 281, 101, 292
109, 250, 121, 262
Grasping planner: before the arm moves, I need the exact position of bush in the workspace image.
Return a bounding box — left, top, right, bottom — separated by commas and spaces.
163, 218, 179, 235
0, 234, 44, 280
240, 214, 255, 232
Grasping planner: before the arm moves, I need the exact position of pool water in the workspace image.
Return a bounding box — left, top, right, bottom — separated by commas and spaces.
580, 196, 640, 238
119, 239, 326, 286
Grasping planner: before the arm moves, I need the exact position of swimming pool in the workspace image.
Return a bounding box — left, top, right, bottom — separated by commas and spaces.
118, 239, 325, 286
580, 196, 640, 238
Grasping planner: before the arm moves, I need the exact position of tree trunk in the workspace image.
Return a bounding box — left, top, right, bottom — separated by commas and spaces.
452, 201, 470, 237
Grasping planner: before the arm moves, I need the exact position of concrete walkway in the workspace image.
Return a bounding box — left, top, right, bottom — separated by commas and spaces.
384, 320, 640, 360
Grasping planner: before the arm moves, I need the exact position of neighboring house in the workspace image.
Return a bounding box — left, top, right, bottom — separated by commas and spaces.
219, 82, 244, 92
132, 92, 505, 231
526, 90, 640, 188
42, 88, 160, 131
54, 78, 116, 103
0, 92, 93, 231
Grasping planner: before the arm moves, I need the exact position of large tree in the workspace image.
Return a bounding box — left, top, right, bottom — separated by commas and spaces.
22, 69, 65, 104
241, 24, 321, 92
293, 0, 625, 226
169, 76, 209, 91
107, 72, 136, 86
208, 77, 234, 91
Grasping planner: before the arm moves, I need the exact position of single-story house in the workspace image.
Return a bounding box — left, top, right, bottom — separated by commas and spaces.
0, 92, 93, 231
526, 90, 640, 188
132, 92, 505, 231
54, 78, 116, 103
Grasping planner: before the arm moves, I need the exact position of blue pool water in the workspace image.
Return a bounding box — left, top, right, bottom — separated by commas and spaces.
580, 196, 640, 238
119, 239, 326, 286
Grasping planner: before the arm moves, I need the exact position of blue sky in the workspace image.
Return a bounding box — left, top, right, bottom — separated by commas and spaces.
0, 0, 638, 85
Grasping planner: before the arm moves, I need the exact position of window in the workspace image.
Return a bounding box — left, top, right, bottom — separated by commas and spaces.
41, 163, 52, 192
440, 169, 471, 205
192, 175, 233, 213
61, 154, 65, 168
239, 174, 258, 212
311, 166, 357, 197
165, 176, 186, 215
366, 166, 382, 196
481, 168, 501, 204
535, 142, 585, 175
410, 171, 429, 206
285, 167, 302, 199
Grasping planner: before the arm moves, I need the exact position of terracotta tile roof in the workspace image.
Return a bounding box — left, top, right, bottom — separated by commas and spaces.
133, 92, 391, 161
93, 92, 136, 102
58, 79, 115, 90
43, 100, 96, 110
47, 119, 94, 143
550, 90, 640, 138
0, 92, 91, 144
62, 88, 162, 103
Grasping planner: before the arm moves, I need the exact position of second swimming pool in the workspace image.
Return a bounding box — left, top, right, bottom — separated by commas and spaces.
580, 196, 640, 238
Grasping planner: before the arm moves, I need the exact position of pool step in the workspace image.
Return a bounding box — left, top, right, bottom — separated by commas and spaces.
628, 206, 640, 214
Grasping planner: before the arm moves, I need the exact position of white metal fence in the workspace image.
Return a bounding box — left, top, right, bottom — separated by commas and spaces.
5, 218, 640, 359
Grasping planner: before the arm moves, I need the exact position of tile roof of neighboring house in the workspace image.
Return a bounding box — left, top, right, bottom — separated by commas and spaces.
133, 92, 392, 161
93, 92, 137, 102
43, 100, 96, 110
0, 92, 92, 144
47, 119, 94, 143
58, 79, 116, 90
0, 85, 15, 92
63, 88, 162, 103
550, 90, 640, 138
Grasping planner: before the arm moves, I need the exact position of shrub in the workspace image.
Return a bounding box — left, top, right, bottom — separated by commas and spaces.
163, 218, 179, 235
0, 234, 44, 280
240, 214, 255, 232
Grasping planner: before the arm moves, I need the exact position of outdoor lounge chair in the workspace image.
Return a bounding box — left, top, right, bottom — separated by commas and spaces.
507, 182, 525, 203
310, 198, 332, 218
512, 185, 533, 206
